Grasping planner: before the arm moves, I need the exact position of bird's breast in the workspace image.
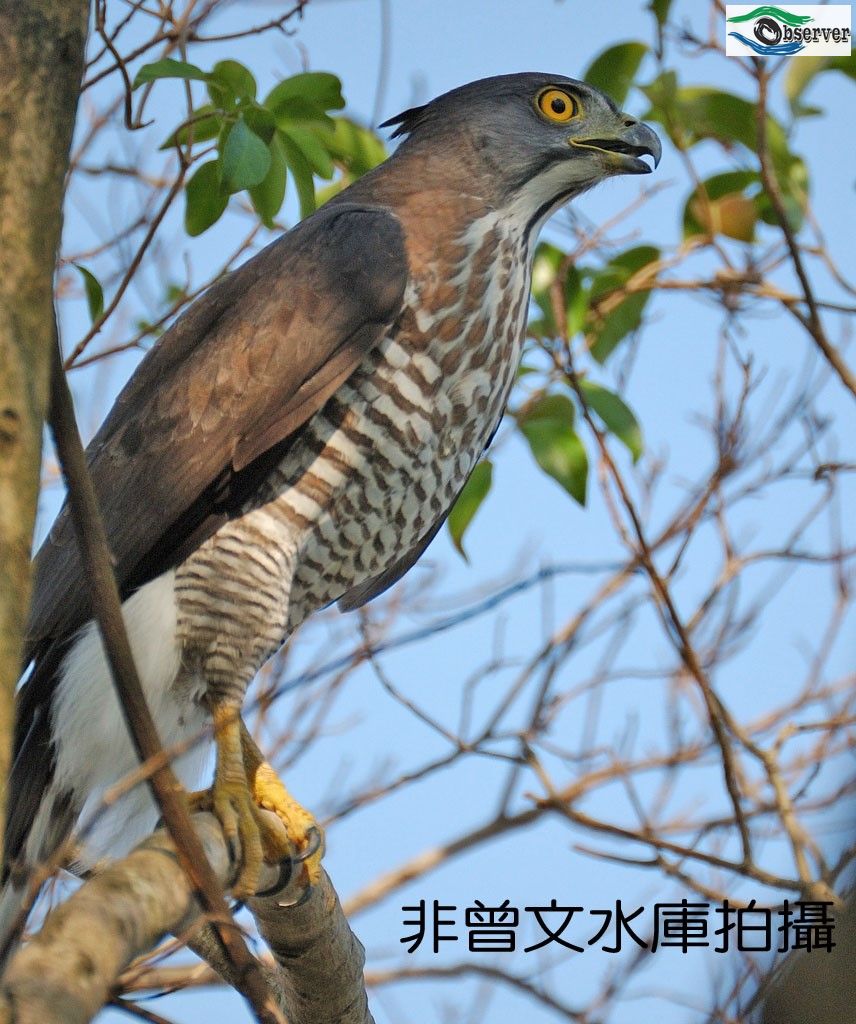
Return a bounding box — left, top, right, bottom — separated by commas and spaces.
178, 216, 533, 642
283, 218, 532, 621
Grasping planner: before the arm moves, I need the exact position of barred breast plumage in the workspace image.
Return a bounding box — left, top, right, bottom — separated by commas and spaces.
173, 213, 531, 705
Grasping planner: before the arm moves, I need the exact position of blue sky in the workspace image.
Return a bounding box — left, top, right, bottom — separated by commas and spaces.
45, 1, 855, 1021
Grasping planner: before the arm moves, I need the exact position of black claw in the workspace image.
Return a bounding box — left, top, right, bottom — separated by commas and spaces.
294, 826, 322, 862
254, 857, 293, 898
249, 828, 322, 900
292, 884, 313, 907
227, 835, 240, 866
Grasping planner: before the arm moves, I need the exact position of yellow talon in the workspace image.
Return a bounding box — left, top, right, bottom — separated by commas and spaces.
186, 706, 323, 898
242, 723, 325, 887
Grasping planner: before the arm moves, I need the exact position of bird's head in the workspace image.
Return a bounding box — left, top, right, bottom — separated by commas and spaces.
381, 72, 661, 229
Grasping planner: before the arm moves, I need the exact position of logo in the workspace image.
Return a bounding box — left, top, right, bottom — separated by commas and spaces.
725, 5, 852, 56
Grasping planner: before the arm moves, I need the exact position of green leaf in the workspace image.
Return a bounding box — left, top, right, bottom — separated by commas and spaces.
279, 132, 316, 218
785, 56, 831, 108
521, 393, 577, 427
648, 0, 673, 26
684, 170, 759, 204
220, 117, 271, 193
133, 58, 207, 89
564, 266, 589, 338
314, 119, 388, 204
694, 193, 757, 242
754, 157, 809, 231
326, 117, 387, 175
641, 69, 677, 114
160, 104, 222, 149
531, 241, 563, 292
249, 135, 288, 227
280, 126, 335, 179
785, 50, 855, 111
73, 264, 104, 323
264, 72, 345, 117
585, 246, 659, 363
518, 394, 588, 505
209, 60, 257, 104
588, 245, 660, 301
577, 380, 643, 462
683, 174, 761, 241
529, 243, 589, 341
642, 84, 796, 184
789, 103, 824, 119
272, 100, 336, 131
529, 241, 564, 334
584, 43, 647, 108
242, 104, 276, 145
588, 293, 647, 364
184, 160, 228, 236
447, 460, 493, 560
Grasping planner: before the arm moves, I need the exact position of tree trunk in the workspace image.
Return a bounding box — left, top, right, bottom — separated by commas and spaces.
0, 0, 89, 858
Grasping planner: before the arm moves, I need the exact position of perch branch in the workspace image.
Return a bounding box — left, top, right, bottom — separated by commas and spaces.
1, 812, 373, 1024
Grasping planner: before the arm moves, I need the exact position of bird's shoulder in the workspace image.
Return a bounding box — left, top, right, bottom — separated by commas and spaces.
26, 202, 410, 659
95, 202, 408, 451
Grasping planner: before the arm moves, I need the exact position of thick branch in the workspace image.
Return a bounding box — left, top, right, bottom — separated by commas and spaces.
249, 877, 375, 1024
0, 0, 89, 865
0, 814, 372, 1024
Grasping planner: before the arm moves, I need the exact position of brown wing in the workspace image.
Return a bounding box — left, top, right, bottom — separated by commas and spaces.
5, 203, 407, 876
25, 202, 408, 659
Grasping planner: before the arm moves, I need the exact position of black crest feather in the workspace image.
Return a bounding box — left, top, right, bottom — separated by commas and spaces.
378, 103, 429, 139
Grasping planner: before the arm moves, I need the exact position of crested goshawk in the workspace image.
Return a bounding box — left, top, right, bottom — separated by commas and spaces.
3, 74, 660, 915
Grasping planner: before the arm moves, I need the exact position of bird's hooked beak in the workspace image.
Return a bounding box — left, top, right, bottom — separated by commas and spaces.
570, 118, 662, 175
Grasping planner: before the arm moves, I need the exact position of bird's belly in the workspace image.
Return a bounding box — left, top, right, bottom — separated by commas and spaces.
51, 571, 210, 861
285, 418, 474, 628
264, 367, 476, 626
282, 322, 525, 624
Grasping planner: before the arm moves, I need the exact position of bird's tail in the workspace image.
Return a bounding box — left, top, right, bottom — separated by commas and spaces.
0, 634, 79, 972
0, 878, 31, 971
0, 774, 80, 971
0, 573, 210, 967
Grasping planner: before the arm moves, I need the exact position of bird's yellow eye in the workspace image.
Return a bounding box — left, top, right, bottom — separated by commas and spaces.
537, 88, 579, 123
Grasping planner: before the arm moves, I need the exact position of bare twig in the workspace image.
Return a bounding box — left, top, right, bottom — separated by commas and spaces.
753, 59, 856, 400
43, 339, 285, 1024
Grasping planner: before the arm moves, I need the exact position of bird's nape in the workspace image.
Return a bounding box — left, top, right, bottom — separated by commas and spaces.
377, 72, 661, 223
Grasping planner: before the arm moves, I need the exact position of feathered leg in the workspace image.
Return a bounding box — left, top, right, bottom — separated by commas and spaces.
174, 517, 324, 896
